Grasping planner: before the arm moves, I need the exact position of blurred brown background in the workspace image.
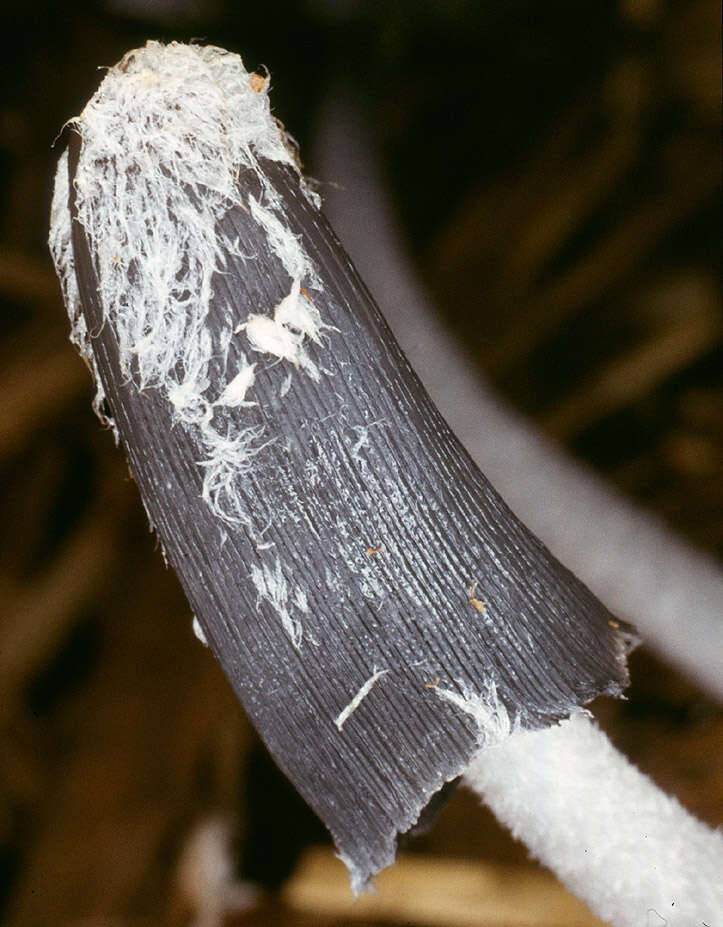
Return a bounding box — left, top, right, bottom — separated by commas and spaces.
0, 1, 720, 925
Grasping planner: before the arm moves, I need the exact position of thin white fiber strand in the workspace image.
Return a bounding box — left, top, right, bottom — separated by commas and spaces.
464, 712, 723, 926
335, 668, 389, 731
49, 42, 327, 526
313, 89, 723, 700
248, 196, 312, 282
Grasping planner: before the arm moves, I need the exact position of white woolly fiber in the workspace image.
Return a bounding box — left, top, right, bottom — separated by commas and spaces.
434, 680, 518, 747
249, 557, 306, 650
464, 712, 723, 926
49, 42, 326, 527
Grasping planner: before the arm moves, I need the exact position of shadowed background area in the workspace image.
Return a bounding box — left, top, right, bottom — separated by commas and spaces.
0, 0, 720, 925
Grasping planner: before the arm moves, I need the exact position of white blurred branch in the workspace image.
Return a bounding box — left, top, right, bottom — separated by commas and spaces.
312, 88, 723, 701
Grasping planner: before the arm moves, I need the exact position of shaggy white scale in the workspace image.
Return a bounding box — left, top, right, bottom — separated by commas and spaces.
50, 42, 325, 528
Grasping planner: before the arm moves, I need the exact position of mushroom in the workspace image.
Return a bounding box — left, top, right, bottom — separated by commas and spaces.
49, 41, 722, 925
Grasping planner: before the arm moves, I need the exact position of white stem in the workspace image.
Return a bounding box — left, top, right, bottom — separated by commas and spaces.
312, 89, 723, 701
463, 713, 723, 926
